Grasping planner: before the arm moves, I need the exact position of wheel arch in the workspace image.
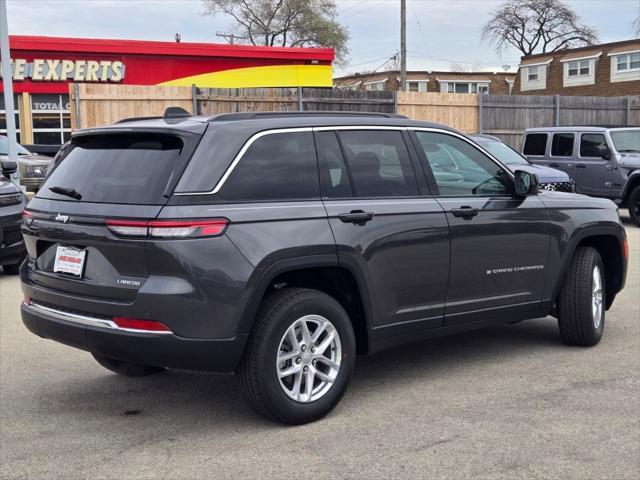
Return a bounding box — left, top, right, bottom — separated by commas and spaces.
553, 228, 627, 310
621, 172, 640, 205
238, 255, 374, 354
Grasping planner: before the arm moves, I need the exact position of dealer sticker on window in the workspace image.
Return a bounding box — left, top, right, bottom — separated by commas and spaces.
53, 246, 86, 277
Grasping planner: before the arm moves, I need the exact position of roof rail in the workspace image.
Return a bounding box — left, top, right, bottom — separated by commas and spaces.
209, 111, 407, 122
115, 106, 192, 124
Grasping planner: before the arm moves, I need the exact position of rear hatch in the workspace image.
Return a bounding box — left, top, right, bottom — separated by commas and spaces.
22, 128, 204, 302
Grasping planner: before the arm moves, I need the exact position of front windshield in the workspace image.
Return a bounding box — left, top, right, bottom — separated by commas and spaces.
0, 136, 31, 155
475, 139, 529, 165
611, 130, 640, 153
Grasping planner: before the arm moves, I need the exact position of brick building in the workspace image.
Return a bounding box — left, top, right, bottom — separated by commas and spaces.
514, 39, 640, 96
333, 70, 516, 95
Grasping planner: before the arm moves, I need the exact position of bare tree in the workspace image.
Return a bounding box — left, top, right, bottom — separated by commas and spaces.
482, 0, 598, 56
202, 0, 349, 65
633, 12, 640, 38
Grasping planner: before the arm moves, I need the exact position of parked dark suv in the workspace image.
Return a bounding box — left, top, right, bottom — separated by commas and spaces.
20, 111, 628, 424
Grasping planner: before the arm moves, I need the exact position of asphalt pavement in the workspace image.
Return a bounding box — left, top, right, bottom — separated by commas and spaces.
1, 214, 638, 480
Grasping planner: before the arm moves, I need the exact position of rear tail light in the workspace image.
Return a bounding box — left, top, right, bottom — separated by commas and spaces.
623, 239, 629, 260
105, 218, 228, 239
112, 317, 172, 333
148, 219, 228, 238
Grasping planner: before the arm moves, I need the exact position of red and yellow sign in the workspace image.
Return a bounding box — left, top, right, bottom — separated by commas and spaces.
2, 36, 334, 94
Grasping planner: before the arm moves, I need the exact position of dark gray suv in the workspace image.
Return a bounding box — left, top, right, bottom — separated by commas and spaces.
20, 111, 628, 424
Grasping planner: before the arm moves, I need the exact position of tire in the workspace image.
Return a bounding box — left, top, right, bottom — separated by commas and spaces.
91, 353, 165, 377
557, 246, 605, 346
628, 185, 640, 227
240, 288, 356, 425
2, 262, 21, 275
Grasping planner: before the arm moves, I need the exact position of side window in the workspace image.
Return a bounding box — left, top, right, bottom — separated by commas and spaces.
415, 131, 514, 196
337, 130, 419, 197
523, 133, 548, 156
219, 131, 319, 201
551, 133, 575, 157
580, 133, 607, 158
315, 131, 353, 198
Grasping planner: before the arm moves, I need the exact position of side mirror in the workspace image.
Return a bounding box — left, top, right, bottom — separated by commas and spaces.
1, 161, 17, 178
514, 170, 539, 196
598, 145, 612, 160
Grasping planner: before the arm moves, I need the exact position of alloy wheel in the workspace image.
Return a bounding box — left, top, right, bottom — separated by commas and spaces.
276, 315, 342, 403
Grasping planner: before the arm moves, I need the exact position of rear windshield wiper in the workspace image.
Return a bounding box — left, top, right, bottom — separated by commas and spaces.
49, 186, 82, 200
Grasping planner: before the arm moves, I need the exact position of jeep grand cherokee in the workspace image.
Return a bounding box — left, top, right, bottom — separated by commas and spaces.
20, 111, 628, 424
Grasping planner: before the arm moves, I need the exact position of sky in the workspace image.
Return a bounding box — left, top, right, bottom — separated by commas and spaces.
6, 0, 640, 77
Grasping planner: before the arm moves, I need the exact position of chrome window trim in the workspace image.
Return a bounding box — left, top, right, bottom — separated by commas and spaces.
27, 302, 173, 335
174, 127, 313, 196
173, 124, 516, 197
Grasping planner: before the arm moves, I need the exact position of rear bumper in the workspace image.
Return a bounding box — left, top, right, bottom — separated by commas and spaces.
21, 302, 248, 372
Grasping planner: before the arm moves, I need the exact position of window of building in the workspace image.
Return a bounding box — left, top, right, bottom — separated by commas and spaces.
406, 81, 428, 92
523, 134, 548, 156
551, 133, 574, 157
337, 130, 419, 197
337, 83, 360, 91
0, 95, 21, 144
31, 94, 71, 145
219, 131, 319, 201
444, 82, 489, 94
614, 52, 640, 72
567, 59, 591, 77
364, 81, 386, 91
527, 66, 539, 81
415, 131, 513, 196
580, 134, 607, 158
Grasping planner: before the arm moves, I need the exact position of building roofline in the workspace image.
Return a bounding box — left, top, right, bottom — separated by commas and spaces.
520, 39, 640, 61
333, 70, 516, 81
8, 35, 334, 61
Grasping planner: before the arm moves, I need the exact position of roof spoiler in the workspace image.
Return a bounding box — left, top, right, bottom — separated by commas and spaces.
116, 107, 192, 124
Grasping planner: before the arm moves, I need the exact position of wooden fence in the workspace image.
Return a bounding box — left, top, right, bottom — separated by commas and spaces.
70, 84, 639, 149
70, 84, 193, 129
480, 94, 640, 147
398, 92, 478, 133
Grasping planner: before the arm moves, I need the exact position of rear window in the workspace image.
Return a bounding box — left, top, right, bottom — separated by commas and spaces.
39, 133, 183, 205
551, 133, 574, 157
523, 134, 547, 156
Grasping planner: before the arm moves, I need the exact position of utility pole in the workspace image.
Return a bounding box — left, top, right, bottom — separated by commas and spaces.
0, 0, 18, 169
400, 0, 406, 92
216, 32, 246, 45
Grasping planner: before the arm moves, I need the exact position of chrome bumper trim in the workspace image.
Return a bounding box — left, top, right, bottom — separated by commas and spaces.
26, 302, 173, 335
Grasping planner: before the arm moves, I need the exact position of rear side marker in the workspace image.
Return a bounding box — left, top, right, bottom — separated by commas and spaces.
105, 218, 228, 238
112, 317, 172, 333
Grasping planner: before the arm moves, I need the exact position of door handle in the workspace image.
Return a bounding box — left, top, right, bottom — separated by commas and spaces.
338, 210, 374, 225
549, 163, 560, 168
575, 164, 586, 169
451, 206, 479, 219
